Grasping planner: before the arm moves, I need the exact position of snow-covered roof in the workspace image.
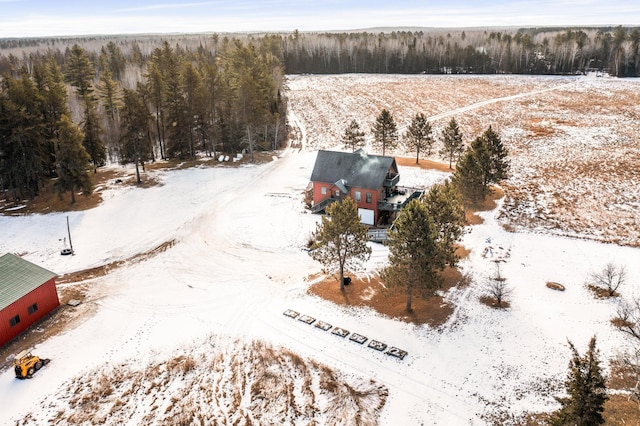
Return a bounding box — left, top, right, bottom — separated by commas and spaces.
0, 253, 57, 311
310, 150, 397, 191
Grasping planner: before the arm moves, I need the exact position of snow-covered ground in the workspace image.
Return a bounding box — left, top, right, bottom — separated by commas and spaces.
1, 74, 640, 425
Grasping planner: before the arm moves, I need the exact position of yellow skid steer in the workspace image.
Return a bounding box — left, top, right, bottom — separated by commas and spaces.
13, 350, 50, 379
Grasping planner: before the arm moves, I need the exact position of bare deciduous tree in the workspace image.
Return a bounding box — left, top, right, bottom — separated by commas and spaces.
590, 262, 626, 297
615, 297, 640, 343
486, 278, 512, 308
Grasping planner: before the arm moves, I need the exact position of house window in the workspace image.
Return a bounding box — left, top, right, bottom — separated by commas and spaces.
335, 190, 340, 197
354, 191, 361, 202
366, 192, 372, 203
321, 186, 327, 195
9, 315, 20, 327
28, 303, 38, 315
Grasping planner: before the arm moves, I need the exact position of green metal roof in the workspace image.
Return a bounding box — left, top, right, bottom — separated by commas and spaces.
0, 253, 57, 311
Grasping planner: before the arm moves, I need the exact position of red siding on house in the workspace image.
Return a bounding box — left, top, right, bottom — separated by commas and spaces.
312, 182, 383, 223
0, 278, 59, 347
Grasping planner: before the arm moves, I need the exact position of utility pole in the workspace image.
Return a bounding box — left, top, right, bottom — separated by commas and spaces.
67, 215, 74, 254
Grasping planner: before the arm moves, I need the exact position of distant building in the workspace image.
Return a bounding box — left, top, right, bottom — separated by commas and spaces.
309, 149, 421, 226
0, 253, 59, 347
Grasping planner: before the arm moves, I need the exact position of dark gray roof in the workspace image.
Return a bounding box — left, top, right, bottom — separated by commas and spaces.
0, 253, 57, 311
310, 150, 397, 190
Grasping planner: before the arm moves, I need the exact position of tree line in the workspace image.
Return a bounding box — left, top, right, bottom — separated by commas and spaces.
282, 26, 640, 76
0, 36, 286, 202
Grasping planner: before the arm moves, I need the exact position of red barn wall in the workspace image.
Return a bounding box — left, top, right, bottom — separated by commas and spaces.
0, 278, 60, 347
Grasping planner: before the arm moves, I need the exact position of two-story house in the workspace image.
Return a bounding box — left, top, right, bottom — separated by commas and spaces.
310, 149, 420, 226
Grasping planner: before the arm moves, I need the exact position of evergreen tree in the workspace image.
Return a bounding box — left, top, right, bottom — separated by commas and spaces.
480, 125, 509, 186
145, 62, 167, 160
96, 69, 123, 161
0, 71, 46, 199
422, 180, 467, 266
221, 40, 274, 162
310, 197, 372, 291
440, 117, 464, 169
451, 147, 486, 206
104, 41, 126, 81
96, 69, 122, 123
119, 88, 153, 184
55, 115, 93, 204
455, 126, 509, 204
81, 96, 106, 169
341, 119, 366, 152
371, 108, 398, 156
65, 44, 95, 97
163, 46, 190, 158
182, 62, 202, 159
552, 337, 607, 426
382, 199, 442, 312
34, 59, 69, 176
405, 112, 434, 164
470, 135, 492, 186
200, 61, 220, 157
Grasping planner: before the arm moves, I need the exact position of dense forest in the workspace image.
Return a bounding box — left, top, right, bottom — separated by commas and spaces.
281, 26, 640, 76
0, 35, 286, 202
1, 25, 638, 202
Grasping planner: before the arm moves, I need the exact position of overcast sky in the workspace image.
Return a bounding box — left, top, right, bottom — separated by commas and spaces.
1, 0, 639, 38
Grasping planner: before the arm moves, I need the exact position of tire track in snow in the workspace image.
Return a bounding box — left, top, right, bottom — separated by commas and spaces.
262, 313, 474, 423
424, 79, 578, 124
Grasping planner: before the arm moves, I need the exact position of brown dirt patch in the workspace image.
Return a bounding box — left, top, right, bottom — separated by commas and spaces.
601, 359, 640, 425
586, 284, 618, 299
479, 295, 510, 309
395, 155, 453, 173
1, 152, 277, 216
57, 239, 175, 284
465, 186, 505, 224
308, 262, 469, 327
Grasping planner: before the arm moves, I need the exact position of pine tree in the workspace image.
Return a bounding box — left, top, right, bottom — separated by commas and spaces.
220, 40, 274, 162
481, 125, 509, 185
55, 115, 93, 203
182, 62, 203, 159
163, 46, 190, 159
200, 61, 220, 157
119, 88, 153, 184
552, 337, 608, 426
470, 135, 492, 186
35, 59, 69, 176
310, 197, 372, 291
0, 71, 47, 199
440, 117, 464, 169
422, 180, 467, 265
96, 69, 122, 122
96, 69, 123, 161
371, 108, 398, 156
341, 119, 366, 152
451, 147, 486, 206
405, 112, 434, 164
145, 61, 167, 160
382, 199, 442, 312
65, 44, 95, 97
81, 96, 106, 169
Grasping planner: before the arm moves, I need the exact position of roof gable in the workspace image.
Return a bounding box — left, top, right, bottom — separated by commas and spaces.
310, 150, 397, 190
0, 253, 57, 311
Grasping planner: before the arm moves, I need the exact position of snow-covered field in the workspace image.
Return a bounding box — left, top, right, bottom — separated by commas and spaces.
287, 73, 640, 247
1, 74, 640, 425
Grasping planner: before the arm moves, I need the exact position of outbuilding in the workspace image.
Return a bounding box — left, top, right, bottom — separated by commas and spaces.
0, 253, 59, 347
